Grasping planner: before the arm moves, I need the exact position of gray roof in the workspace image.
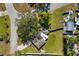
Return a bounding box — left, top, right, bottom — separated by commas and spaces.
66, 22, 74, 31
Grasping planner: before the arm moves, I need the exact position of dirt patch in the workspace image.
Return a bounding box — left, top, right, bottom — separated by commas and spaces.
13, 3, 33, 13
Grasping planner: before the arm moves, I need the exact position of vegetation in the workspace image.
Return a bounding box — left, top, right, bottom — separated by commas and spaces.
38, 11, 51, 29
16, 3, 51, 55
68, 50, 76, 56
0, 15, 10, 40
62, 4, 79, 56
29, 3, 50, 12
44, 4, 78, 55
16, 4, 77, 55
64, 36, 76, 55
16, 4, 51, 44
16, 12, 40, 44
0, 15, 10, 55
16, 44, 38, 55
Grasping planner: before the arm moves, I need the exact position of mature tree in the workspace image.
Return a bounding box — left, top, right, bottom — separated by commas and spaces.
76, 34, 79, 41
16, 12, 40, 43
29, 3, 50, 12
38, 11, 51, 29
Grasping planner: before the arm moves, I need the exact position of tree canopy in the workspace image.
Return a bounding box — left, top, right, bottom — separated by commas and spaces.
16, 12, 40, 43
16, 6, 51, 44
38, 11, 51, 29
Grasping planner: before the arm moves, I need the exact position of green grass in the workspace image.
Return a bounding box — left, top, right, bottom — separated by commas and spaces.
0, 15, 10, 36
16, 4, 78, 55
43, 6, 64, 55
43, 4, 77, 55
17, 45, 38, 55
0, 15, 10, 55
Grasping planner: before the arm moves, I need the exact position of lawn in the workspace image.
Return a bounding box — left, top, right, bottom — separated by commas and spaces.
0, 15, 10, 55
16, 45, 38, 55
0, 16, 10, 36
16, 4, 77, 55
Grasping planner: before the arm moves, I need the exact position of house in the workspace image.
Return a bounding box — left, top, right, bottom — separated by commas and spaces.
65, 21, 74, 35
29, 29, 48, 50
63, 12, 75, 35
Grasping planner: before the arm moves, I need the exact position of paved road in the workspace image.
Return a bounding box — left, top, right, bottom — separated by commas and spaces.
5, 3, 18, 55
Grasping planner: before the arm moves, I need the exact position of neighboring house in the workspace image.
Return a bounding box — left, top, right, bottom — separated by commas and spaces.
63, 12, 75, 36
63, 10, 79, 55
66, 21, 74, 35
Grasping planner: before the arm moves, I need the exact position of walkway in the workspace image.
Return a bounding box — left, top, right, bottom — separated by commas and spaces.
17, 42, 31, 51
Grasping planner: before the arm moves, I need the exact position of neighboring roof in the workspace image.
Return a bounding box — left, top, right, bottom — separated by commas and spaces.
66, 22, 74, 31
